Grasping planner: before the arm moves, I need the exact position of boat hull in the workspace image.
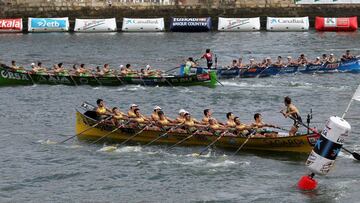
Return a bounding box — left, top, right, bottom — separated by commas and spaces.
0, 66, 217, 87
76, 111, 319, 153
197, 58, 360, 78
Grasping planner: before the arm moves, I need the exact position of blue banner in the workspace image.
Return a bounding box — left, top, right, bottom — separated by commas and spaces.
30, 18, 67, 29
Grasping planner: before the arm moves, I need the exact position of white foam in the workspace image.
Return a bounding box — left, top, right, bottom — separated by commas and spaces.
115, 146, 142, 153
97, 145, 118, 152
37, 139, 58, 145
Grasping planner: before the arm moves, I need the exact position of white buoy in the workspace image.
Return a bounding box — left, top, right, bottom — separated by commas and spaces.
305, 116, 351, 175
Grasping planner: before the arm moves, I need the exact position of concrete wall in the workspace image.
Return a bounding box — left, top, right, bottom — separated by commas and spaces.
1, 0, 360, 28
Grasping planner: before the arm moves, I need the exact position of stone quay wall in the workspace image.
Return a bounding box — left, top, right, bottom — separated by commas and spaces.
1, 0, 360, 29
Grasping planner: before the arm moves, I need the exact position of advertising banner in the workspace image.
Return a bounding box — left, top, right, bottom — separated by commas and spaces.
28, 17, 69, 32
315, 16, 358, 31
74, 18, 117, 32
218, 17, 260, 31
266, 17, 309, 31
0, 18, 23, 32
122, 18, 164, 32
170, 17, 211, 32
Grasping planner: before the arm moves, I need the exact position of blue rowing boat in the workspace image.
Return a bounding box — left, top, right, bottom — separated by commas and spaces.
189, 57, 360, 78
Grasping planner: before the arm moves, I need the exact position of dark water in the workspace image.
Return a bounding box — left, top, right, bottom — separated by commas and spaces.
0, 32, 359, 202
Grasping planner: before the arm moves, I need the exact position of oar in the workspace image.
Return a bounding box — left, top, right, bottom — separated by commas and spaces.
26, 71, 36, 85
90, 120, 131, 144
232, 131, 256, 156
117, 124, 151, 146
165, 66, 180, 73
286, 115, 360, 161
69, 74, 78, 86
256, 66, 270, 78
215, 78, 224, 86
143, 124, 183, 147
166, 130, 199, 150
196, 130, 228, 156
60, 116, 112, 144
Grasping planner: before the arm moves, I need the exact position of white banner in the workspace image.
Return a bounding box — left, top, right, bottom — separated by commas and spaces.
267, 17, 309, 31
74, 18, 117, 32
218, 17, 260, 31
296, 0, 360, 4
122, 18, 164, 32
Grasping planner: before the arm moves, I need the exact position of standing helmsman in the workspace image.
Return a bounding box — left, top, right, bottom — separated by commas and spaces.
281, 96, 302, 136
201, 49, 213, 69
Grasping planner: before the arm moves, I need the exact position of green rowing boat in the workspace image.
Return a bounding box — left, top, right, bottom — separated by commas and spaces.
0, 65, 217, 87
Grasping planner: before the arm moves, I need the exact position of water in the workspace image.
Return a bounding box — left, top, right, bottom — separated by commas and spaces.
0, 31, 360, 202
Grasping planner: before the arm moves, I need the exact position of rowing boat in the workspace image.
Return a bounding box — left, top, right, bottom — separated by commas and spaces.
75, 109, 320, 153
193, 57, 360, 78
0, 65, 217, 87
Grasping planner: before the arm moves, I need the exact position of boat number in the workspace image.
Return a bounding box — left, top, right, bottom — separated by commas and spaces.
0, 70, 29, 81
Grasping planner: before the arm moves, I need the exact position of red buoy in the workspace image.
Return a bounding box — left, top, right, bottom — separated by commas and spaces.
297, 175, 318, 191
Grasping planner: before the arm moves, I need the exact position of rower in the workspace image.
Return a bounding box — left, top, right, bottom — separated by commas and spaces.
131, 108, 149, 127
251, 113, 278, 138
33, 62, 47, 73
151, 106, 162, 121
156, 110, 174, 130
226, 112, 236, 127
112, 107, 128, 126
79, 64, 88, 74
184, 57, 197, 75
342, 50, 354, 61
103, 64, 111, 75
126, 64, 135, 74
298, 54, 308, 65
328, 54, 336, 63
286, 56, 297, 66
234, 117, 252, 137
201, 48, 213, 69
183, 112, 202, 132
96, 66, 104, 76
208, 118, 227, 135
281, 96, 302, 136
11, 60, 20, 70
237, 58, 244, 69
175, 109, 187, 123
95, 99, 112, 119
311, 57, 321, 65
321, 54, 328, 63
249, 58, 257, 68
230, 59, 238, 69
202, 109, 223, 125
119, 65, 127, 75
265, 57, 272, 67
128, 104, 139, 118
140, 69, 149, 77
274, 56, 283, 67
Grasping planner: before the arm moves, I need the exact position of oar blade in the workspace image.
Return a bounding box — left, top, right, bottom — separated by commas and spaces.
352, 152, 360, 161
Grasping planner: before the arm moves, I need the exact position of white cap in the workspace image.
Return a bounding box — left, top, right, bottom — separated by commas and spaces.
250, 58, 254, 61
146, 65, 151, 69
153, 106, 161, 110
287, 56, 292, 59
31, 63, 35, 66
130, 104, 138, 108
119, 65, 124, 68
330, 53, 334, 56
316, 57, 320, 59
179, 109, 186, 114
266, 57, 271, 60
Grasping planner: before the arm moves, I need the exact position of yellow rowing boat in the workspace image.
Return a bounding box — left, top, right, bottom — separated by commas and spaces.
76, 110, 319, 153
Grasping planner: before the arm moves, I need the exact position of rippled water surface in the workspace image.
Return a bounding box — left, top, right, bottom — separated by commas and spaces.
0, 32, 360, 202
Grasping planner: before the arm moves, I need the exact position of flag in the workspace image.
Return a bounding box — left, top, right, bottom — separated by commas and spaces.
352, 84, 360, 101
